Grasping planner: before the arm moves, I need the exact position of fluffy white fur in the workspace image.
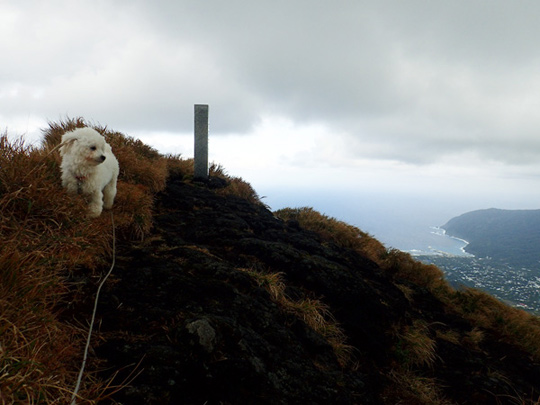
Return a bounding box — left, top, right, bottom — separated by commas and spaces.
60, 127, 119, 217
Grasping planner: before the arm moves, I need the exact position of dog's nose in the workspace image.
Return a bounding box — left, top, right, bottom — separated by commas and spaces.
100, 155, 106, 162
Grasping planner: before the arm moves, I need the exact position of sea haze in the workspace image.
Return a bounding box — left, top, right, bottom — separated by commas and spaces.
263, 187, 481, 256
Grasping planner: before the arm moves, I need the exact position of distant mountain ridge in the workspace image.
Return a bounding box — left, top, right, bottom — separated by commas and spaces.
442, 208, 540, 268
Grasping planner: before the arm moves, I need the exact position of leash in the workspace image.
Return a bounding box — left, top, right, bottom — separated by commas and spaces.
11, 135, 116, 402
18, 135, 118, 401
71, 211, 116, 404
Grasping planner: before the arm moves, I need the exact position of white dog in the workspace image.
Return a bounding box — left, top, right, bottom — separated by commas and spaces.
59, 127, 119, 217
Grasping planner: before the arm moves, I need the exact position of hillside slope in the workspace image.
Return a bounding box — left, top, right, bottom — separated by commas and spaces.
442, 208, 540, 267
3, 120, 540, 404
87, 176, 540, 404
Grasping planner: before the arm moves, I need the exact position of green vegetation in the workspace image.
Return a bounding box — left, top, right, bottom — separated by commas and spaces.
443, 208, 540, 267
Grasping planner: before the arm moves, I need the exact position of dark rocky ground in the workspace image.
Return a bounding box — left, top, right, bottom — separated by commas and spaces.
81, 176, 540, 404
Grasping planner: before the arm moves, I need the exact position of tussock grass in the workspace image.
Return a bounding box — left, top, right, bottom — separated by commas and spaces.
384, 252, 540, 362
209, 163, 263, 205
384, 369, 454, 405
0, 118, 170, 403
1, 135, 103, 402
274, 206, 540, 366
382, 249, 452, 295
4, 118, 540, 402
42, 118, 168, 238
453, 288, 540, 359
394, 320, 438, 368
274, 207, 448, 295
274, 207, 387, 263
166, 159, 264, 205
239, 268, 352, 366
166, 155, 194, 179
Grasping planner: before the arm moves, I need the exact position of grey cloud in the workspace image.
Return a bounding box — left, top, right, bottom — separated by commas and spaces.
3, 0, 540, 166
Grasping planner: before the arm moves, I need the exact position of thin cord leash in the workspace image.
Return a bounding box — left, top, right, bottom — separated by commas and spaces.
71, 211, 116, 404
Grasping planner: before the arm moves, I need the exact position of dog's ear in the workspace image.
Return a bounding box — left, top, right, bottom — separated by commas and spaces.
59, 135, 78, 156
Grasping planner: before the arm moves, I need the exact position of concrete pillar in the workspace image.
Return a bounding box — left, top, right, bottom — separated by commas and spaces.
194, 104, 209, 180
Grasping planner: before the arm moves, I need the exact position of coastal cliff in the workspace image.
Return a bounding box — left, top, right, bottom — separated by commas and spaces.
442, 208, 540, 267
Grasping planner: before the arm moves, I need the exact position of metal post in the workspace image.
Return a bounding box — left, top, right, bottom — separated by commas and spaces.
194, 104, 209, 180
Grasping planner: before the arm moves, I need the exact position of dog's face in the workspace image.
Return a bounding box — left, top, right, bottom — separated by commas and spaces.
60, 128, 109, 166
77, 137, 107, 165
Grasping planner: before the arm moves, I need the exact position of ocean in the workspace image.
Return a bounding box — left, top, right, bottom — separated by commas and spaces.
380, 226, 473, 257
261, 187, 540, 312
262, 187, 479, 257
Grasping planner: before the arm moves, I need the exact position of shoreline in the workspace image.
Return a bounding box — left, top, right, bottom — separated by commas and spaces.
446, 234, 474, 257
405, 227, 474, 258
435, 226, 474, 257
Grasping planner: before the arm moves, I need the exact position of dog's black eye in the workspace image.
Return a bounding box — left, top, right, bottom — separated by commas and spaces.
90, 146, 97, 151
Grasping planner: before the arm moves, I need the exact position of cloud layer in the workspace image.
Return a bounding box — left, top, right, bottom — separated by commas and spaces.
3, 0, 540, 169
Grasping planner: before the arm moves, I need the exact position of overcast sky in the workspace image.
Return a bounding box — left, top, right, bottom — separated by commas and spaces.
3, 0, 540, 237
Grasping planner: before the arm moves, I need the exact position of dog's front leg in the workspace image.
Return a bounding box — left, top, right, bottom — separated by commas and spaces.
62, 175, 79, 195
102, 180, 117, 210
87, 190, 104, 218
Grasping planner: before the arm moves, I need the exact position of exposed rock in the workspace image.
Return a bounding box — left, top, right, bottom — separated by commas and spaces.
186, 319, 217, 353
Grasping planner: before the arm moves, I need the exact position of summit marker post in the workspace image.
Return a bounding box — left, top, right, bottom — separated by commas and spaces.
194, 104, 209, 180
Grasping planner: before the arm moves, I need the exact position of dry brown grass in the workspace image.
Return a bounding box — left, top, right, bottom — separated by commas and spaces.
41, 118, 168, 238
273, 206, 540, 368
238, 267, 352, 366
273, 208, 451, 295
163, 159, 264, 205
208, 163, 263, 205
1, 135, 102, 402
166, 156, 194, 179
382, 249, 453, 296
4, 120, 540, 402
274, 207, 388, 264
452, 288, 540, 360
394, 320, 438, 368
384, 368, 454, 405
0, 118, 170, 403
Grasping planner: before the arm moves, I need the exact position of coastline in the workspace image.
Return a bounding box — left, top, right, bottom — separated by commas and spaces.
439, 228, 475, 257
406, 227, 474, 257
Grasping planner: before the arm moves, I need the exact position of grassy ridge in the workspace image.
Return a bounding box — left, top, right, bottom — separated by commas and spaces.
0, 118, 169, 403
274, 207, 540, 403
2, 119, 540, 403
274, 207, 540, 361
0, 118, 271, 402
